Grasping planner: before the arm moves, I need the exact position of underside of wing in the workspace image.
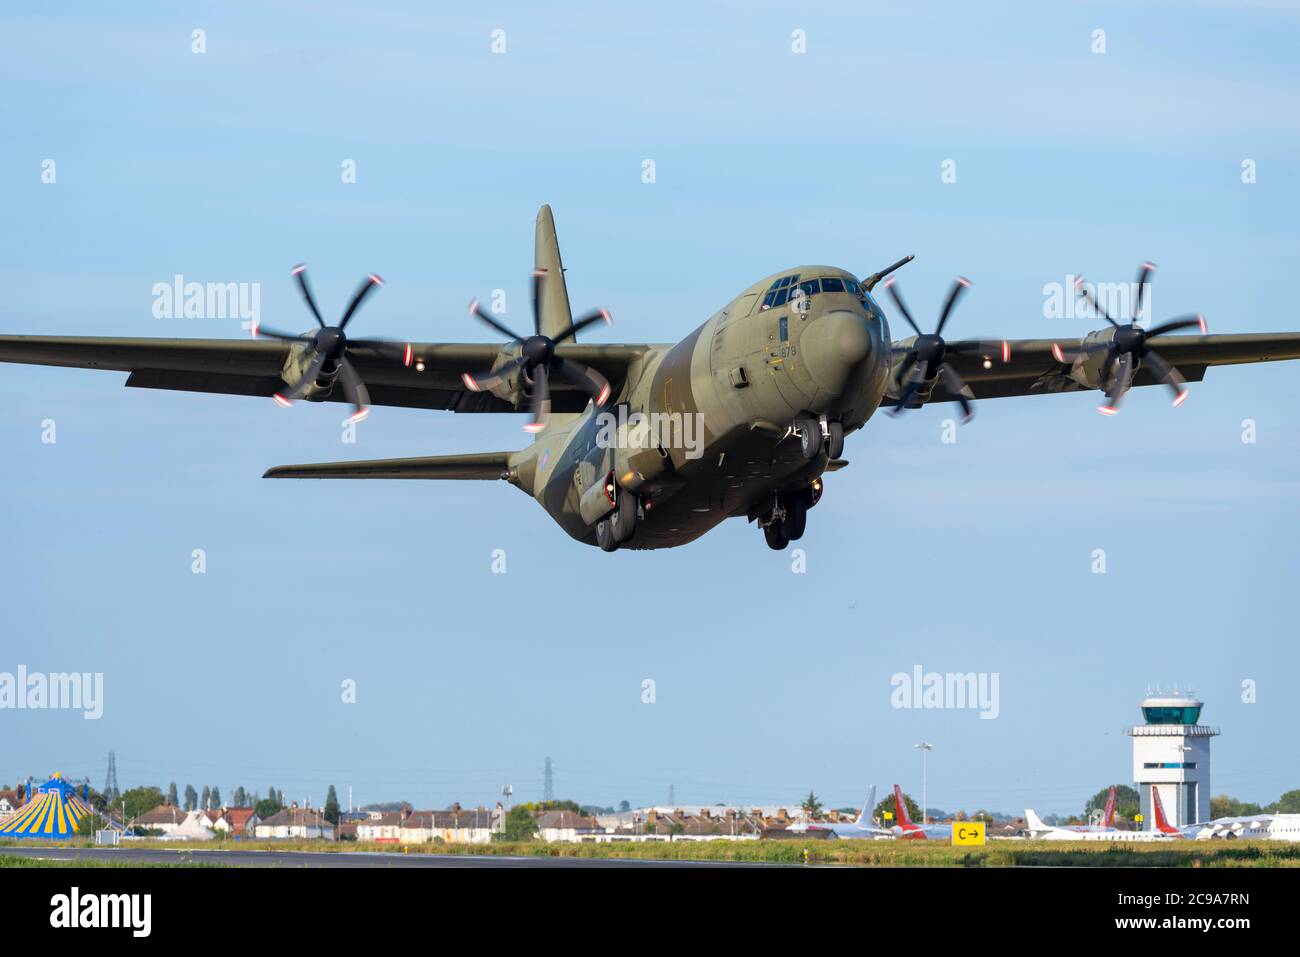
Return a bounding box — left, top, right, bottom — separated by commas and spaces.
264, 451, 514, 480
0, 335, 654, 413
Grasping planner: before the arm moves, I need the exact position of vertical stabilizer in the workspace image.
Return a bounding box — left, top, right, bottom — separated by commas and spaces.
855, 785, 877, 826
893, 784, 915, 829
1151, 785, 1179, 834
534, 204, 574, 340
1102, 785, 1117, 828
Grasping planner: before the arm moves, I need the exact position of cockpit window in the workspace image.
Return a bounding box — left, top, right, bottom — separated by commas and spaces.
820, 277, 845, 293
762, 274, 802, 308
798, 279, 819, 297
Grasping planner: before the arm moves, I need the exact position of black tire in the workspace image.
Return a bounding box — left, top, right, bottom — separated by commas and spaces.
826, 420, 844, 459
596, 519, 619, 552
797, 418, 821, 460
610, 486, 637, 544
764, 522, 789, 550
781, 496, 807, 541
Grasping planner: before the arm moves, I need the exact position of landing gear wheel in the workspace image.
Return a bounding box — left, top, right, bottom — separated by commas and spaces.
781, 496, 807, 541
596, 519, 619, 552
826, 421, 844, 459
796, 418, 822, 461
763, 522, 789, 550
609, 486, 637, 544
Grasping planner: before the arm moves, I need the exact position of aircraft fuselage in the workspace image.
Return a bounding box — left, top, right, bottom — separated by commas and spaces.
508, 266, 892, 549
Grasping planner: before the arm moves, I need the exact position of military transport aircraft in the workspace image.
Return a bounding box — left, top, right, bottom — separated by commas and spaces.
4, 205, 1300, 552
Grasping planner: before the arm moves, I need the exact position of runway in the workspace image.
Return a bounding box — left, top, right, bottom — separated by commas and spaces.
0, 844, 760, 868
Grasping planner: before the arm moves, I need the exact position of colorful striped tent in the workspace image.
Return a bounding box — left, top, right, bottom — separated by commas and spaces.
0, 774, 92, 839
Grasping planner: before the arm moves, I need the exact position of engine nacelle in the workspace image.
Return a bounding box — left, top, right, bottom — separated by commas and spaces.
578, 470, 618, 526
1058, 328, 1119, 391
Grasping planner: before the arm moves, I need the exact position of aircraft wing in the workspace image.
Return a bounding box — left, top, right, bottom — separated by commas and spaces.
0, 335, 652, 413
902, 333, 1300, 404
1192, 814, 1273, 833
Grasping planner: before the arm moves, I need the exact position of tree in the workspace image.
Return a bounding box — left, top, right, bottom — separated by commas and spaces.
255, 796, 282, 819
874, 790, 921, 825
496, 805, 538, 841
200, 786, 211, 810
210, 786, 222, 808
800, 791, 823, 818
121, 786, 165, 822
167, 782, 179, 807
619, 800, 631, 813
232, 786, 247, 807
1267, 790, 1300, 814
524, 799, 581, 814
183, 784, 197, 811
324, 785, 341, 826
1212, 794, 1263, 819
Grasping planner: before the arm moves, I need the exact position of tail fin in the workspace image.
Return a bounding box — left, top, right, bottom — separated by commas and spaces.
1024, 808, 1048, 834
1151, 786, 1178, 834
534, 205, 574, 341
893, 784, 915, 829
1102, 785, 1117, 828
855, 785, 877, 826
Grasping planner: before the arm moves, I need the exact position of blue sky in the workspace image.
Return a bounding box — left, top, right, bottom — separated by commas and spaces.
2, 1, 1298, 815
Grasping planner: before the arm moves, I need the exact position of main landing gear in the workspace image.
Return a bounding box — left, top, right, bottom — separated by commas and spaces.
759, 478, 823, 550
795, 417, 845, 461
596, 484, 637, 552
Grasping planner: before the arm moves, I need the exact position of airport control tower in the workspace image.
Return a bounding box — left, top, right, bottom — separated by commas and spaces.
1126, 690, 1219, 829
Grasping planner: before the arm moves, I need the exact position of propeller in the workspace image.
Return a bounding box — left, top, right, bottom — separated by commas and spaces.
461, 270, 613, 433
254, 264, 408, 422
1055, 262, 1207, 415
883, 276, 998, 423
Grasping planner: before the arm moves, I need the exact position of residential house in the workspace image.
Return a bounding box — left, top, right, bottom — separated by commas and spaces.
135, 803, 189, 835
253, 806, 334, 840
536, 810, 601, 842
399, 806, 498, 844
355, 811, 406, 842
199, 806, 260, 838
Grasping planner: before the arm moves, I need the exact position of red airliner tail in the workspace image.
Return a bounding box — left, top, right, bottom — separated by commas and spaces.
893, 784, 916, 829
1102, 785, 1117, 828
1151, 786, 1179, 835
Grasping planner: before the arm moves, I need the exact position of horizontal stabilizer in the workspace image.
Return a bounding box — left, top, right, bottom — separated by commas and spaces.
264, 451, 512, 480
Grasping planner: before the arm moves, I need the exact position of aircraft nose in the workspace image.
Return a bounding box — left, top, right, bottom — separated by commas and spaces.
800, 309, 874, 396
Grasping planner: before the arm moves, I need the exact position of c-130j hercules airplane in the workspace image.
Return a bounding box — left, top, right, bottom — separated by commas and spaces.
4, 205, 1300, 552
